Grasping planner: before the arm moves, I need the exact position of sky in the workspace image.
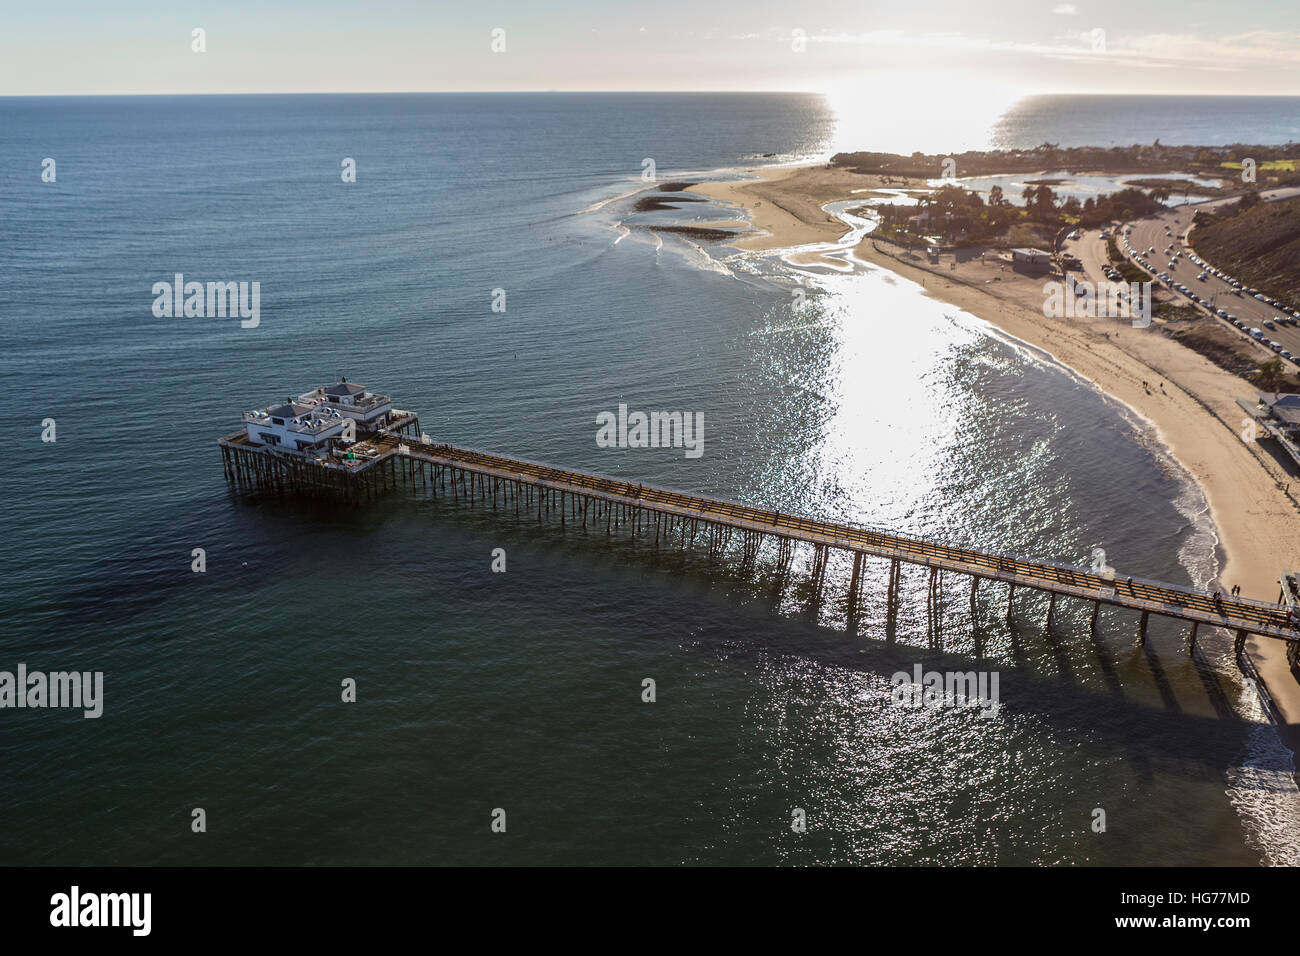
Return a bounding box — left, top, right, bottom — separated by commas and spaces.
2, 0, 1298, 97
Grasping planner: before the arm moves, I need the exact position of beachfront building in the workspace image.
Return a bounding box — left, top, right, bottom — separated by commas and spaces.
1259, 392, 1300, 429
1011, 248, 1053, 266
297, 379, 394, 431
1258, 393, 1300, 449
242, 400, 350, 453
1238, 392, 1300, 471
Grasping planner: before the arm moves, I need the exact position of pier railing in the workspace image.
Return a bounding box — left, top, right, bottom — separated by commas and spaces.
365, 432, 1299, 645
219, 422, 1300, 646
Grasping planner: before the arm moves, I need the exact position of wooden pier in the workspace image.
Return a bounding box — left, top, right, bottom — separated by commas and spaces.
219, 423, 1300, 650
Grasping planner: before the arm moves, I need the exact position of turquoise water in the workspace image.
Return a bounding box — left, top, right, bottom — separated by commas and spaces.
0, 93, 1296, 865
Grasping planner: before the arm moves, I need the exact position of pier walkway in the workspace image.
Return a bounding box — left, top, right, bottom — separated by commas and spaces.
362, 433, 1300, 647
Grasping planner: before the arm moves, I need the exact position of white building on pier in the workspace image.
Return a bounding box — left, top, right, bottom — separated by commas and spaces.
296, 379, 394, 430
241, 379, 394, 455
243, 400, 349, 453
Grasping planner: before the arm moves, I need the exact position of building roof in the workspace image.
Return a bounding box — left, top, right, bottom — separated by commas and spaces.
323, 381, 366, 397
266, 402, 315, 420
1258, 392, 1300, 425
1012, 247, 1051, 257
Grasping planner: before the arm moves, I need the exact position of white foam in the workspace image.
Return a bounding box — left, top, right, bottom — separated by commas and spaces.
1227, 707, 1300, 866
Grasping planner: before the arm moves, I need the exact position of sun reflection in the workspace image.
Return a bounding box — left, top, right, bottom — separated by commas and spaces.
821, 74, 1027, 156
807, 269, 985, 525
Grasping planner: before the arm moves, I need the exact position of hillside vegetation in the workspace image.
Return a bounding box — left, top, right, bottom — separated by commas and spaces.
1193, 196, 1300, 309
831, 143, 1300, 181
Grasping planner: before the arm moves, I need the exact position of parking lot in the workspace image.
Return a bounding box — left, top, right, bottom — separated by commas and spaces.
1062, 199, 1300, 366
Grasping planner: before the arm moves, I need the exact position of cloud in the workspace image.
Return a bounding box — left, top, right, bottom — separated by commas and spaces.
1053, 4, 1079, 14
1084, 30, 1300, 68
792, 26, 1300, 71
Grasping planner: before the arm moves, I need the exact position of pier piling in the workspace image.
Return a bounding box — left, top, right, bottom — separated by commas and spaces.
217, 423, 1298, 661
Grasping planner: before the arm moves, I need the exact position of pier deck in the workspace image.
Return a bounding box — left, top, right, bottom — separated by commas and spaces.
362, 432, 1300, 646
219, 418, 1300, 650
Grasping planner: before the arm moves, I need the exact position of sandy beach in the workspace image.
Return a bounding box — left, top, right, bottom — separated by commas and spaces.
693, 164, 1300, 752
686, 165, 921, 250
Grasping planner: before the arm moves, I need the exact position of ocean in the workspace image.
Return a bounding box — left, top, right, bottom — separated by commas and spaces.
1, 92, 1297, 865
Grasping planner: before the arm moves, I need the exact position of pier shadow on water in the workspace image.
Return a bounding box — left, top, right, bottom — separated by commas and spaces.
8, 482, 1286, 867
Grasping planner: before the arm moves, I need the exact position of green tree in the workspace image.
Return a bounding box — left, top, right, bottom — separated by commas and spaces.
1256, 358, 1288, 390
1022, 184, 1057, 221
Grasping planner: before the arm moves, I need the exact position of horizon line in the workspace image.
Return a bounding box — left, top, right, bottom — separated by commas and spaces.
5, 90, 1300, 99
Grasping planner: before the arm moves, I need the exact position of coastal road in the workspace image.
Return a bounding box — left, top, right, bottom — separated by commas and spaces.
1061, 230, 1115, 300
1062, 190, 1300, 365
1194, 185, 1300, 211
1119, 201, 1300, 364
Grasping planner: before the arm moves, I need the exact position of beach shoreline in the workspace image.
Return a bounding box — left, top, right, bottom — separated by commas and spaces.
691, 163, 1300, 761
